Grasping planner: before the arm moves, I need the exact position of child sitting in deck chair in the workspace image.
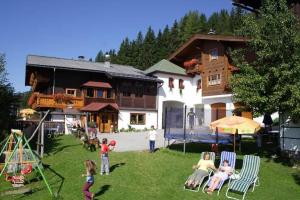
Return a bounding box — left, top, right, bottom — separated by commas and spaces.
205, 159, 233, 194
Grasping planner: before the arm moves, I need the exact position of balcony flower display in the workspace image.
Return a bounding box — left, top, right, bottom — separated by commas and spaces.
54, 93, 73, 104
28, 93, 38, 106
183, 58, 199, 69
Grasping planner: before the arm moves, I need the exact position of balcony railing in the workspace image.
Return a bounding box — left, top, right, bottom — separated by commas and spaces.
186, 64, 204, 74
29, 93, 84, 109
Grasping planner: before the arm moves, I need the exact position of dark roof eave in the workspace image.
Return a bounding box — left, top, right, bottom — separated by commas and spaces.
168, 34, 250, 61
25, 64, 162, 83
146, 70, 188, 77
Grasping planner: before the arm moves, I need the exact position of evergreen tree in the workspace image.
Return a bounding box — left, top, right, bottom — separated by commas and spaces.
179, 11, 207, 43
230, 0, 300, 119
168, 20, 181, 54
230, 7, 246, 35
140, 26, 156, 69
135, 31, 144, 67
0, 53, 18, 136
117, 37, 131, 65
95, 50, 105, 62
95, 9, 247, 69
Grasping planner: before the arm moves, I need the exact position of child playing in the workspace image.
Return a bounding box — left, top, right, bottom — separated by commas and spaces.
205, 160, 233, 194
100, 138, 111, 175
148, 125, 157, 153
82, 160, 96, 200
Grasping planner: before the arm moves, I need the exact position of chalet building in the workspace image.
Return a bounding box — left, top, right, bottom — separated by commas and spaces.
25, 55, 161, 133
164, 34, 252, 126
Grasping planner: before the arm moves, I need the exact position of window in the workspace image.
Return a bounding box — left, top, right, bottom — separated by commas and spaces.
66, 89, 76, 97
86, 88, 94, 97
107, 89, 112, 98
135, 84, 144, 98
97, 89, 103, 98
179, 79, 184, 89
123, 92, 131, 97
168, 77, 174, 89
130, 113, 146, 125
208, 74, 221, 85
197, 79, 202, 90
135, 93, 143, 98
210, 49, 218, 61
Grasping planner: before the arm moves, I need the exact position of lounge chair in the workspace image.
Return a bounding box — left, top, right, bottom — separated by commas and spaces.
184, 151, 215, 192
202, 151, 236, 195
225, 155, 260, 200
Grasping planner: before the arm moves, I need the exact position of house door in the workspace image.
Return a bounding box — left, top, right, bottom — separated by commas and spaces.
99, 113, 117, 133
211, 103, 226, 122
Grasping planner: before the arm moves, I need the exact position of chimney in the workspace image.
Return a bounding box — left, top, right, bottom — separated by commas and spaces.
78, 56, 85, 60
104, 54, 110, 68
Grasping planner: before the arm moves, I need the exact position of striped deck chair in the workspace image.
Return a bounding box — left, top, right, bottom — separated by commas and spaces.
184, 152, 215, 192
202, 151, 236, 195
225, 155, 260, 200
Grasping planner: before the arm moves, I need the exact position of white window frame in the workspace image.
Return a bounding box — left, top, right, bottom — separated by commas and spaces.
130, 113, 146, 125
208, 74, 221, 86
210, 48, 218, 61
66, 88, 76, 97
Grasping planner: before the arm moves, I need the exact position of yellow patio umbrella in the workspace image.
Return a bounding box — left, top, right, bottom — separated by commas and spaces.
20, 108, 36, 118
210, 116, 261, 152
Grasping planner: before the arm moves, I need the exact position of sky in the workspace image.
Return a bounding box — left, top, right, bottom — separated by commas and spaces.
0, 0, 233, 92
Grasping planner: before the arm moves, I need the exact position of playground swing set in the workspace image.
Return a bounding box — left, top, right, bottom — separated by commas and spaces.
0, 129, 53, 196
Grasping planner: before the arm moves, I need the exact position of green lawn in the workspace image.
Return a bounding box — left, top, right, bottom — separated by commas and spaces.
1, 135, 299, 200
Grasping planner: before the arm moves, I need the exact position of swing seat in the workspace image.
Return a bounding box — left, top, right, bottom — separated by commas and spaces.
11, 175, 25, 184
21, 164, 32, 175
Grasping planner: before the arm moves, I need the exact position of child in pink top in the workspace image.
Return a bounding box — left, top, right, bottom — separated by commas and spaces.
206, 160, 233, 194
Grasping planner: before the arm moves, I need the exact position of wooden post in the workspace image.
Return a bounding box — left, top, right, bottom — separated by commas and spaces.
234, 129, 238, 152
84, 114, 89, 137
41, 122, 45, 158
183, 105, 187, 154
37, 112, 42, 154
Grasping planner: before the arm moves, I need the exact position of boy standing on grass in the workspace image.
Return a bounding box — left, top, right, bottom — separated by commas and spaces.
148, 125, 157, 153
99, 138, 110, 175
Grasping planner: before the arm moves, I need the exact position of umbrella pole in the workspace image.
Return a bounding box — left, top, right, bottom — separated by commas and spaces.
234, 133, 235, 152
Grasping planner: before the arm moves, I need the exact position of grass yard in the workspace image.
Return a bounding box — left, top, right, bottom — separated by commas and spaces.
0, 135, 299, 200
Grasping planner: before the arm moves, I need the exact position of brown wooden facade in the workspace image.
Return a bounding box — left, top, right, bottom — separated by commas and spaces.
169, 34, 249, 97
26, 62, 158, 132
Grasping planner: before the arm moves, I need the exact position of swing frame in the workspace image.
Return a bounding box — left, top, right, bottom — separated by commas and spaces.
0, 129, 53, 196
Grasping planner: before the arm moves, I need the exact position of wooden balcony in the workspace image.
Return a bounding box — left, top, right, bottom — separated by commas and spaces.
186, 64, 204, 74
84, 97, 116, 105
29, 93, 84, 110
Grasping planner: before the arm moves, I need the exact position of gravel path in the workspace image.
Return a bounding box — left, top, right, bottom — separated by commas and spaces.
97, 129, 165, 152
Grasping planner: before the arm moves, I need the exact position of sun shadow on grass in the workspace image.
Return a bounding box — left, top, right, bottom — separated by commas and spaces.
51, 144, 81, 155
292, 172, 300, 186
42, 164, 65, 196
110, 163, 125, 173
94, 184, 111, 197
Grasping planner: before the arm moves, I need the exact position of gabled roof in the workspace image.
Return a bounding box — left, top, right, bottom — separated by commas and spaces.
80, 102, 119, 112
144, 59, 186, 76
82, 81, 112, 88
168, 34, 249, 62
25, 55, 162, 85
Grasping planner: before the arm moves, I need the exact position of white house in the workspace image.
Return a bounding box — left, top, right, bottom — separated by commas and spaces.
145, 59, 203, 129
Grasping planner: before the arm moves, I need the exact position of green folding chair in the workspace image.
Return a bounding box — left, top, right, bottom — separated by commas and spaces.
226, 155, 260, 200
184, 151, 215, 192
